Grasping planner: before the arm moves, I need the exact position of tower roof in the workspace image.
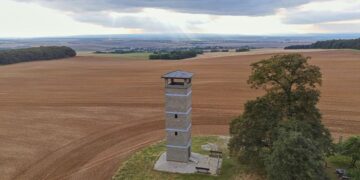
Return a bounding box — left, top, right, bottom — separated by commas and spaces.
162, 70, 193, 79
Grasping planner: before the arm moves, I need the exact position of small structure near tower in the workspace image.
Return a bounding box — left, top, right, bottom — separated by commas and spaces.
154, 70, 222, 175
162, 70, 193, 163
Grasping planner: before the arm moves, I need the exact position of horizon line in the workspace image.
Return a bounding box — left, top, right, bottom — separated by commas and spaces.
1, 32, 360, 40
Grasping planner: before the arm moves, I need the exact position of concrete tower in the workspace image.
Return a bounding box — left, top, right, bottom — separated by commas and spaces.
162, 70, 193, 163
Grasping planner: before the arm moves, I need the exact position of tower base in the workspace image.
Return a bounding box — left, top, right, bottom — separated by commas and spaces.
154, 152, 222, 175
166, 146, 191, 162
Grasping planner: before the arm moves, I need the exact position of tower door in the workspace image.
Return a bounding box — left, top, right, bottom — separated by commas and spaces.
188, 146, 191, 158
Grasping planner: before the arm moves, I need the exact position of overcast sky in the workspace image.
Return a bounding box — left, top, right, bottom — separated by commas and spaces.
1, 0, 359, 37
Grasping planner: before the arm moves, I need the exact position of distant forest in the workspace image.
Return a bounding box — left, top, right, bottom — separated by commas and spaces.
285, 38, 360, 50
94, 49, 138, 54
149, 49, 203, 60
0, 46, 76, 65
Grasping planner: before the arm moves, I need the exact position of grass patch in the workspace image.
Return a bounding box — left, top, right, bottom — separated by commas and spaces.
326, 155, 360, 180
112, 136, 259, 180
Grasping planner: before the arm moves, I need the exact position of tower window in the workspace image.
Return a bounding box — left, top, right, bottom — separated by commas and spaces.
174, 114, 178, 118
175, 132, 178, 136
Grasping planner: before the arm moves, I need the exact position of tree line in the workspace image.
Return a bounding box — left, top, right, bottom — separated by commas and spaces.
0, 46, 76, 65
285, 38, 360, 50
149, 49, 203, 60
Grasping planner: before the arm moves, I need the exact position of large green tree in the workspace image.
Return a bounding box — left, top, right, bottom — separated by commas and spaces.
229, 54, 332, 177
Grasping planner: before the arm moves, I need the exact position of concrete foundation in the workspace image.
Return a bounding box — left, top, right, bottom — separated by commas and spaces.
166, 146, 191, 162
154, 152, 222, 175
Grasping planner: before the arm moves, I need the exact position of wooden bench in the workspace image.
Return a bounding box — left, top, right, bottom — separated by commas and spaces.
209, 150, 223, 158
336, 169, 351, 180
195, 167, 210, 174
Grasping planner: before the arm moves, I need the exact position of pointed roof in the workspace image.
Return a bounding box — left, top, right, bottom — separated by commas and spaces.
162, 70, 194, 79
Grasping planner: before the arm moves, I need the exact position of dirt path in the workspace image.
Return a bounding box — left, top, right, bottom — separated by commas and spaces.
0, 50, 359, 179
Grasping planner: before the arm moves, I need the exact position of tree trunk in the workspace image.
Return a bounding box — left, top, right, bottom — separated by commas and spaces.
350, 159, 357, 168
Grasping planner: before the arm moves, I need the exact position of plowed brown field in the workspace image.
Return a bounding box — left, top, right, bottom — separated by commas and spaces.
0, 50, 359, 180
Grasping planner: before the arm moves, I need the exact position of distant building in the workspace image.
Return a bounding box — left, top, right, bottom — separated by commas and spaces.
162, 70, 193, 162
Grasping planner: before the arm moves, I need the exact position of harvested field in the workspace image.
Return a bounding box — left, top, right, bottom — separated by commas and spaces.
0, 50, 359, 180
192, 48, 332, 59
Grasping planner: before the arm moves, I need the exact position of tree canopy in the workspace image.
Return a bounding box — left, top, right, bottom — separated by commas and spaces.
229, 54, 332, 178
266, 130, 327, 180
248, 54, 322, 118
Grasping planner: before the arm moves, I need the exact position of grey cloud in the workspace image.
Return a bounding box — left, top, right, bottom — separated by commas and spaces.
14, 0, 315, 32
284, 10, 360, 24
16, 0, 313, 16
316, 22, 360, 33
72, 12, 183, 32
